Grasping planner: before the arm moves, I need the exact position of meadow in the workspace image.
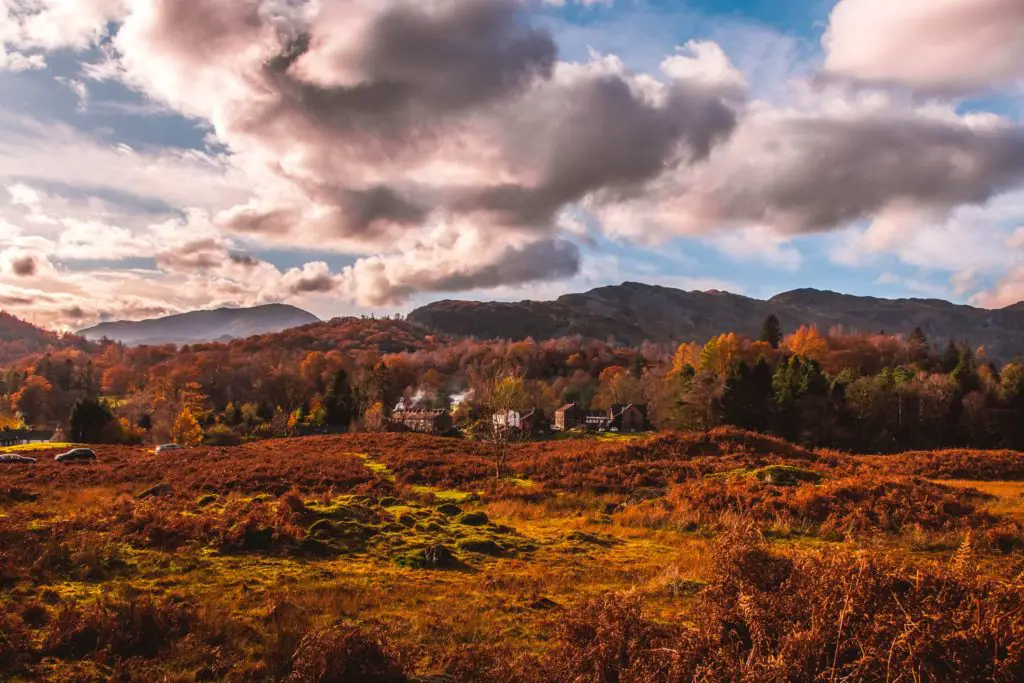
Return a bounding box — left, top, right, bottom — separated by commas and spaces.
1, 429, 1023, 682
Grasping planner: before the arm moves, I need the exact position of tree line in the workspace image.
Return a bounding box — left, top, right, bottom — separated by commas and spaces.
1, 313, 1023, 452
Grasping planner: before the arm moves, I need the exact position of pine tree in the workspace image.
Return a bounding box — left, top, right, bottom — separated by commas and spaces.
723, 362, 757, 430
323, 369, 355, 429
940, 341, 961, 373
908, 327, 928, 349
69, 397, 115, 443
761, 314, 783, 349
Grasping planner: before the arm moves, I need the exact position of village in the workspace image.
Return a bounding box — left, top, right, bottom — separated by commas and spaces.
387, 402, 651, 437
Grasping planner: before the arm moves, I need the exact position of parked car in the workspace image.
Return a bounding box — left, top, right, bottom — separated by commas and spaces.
0, 454, 37, 464
55, 448, 97, 463
155, 443, 185, 455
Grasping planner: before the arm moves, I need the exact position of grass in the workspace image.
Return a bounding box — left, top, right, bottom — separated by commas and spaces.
1, 442, 78, 453
1, 431, 1022, 681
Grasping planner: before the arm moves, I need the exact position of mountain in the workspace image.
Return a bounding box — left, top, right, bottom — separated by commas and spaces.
0, 312, 96, 362
79, 304, 321, 346
408, 282, 1024, 359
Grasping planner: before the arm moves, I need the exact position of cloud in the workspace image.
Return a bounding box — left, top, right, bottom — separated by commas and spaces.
0, 0, 124, 70
0, 247, 52, 278
824, 0, 1024, 91
340, 221, 580, 306
595, 92, 1024, 247
972, 267, 1024, 308
7, 0, 1024, 318
661, 40, 747, 90
710, 225, 802, 271
112, 4, 737, 236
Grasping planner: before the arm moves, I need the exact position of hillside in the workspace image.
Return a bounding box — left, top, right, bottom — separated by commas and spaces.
0, 311, 96, 363
1, 430, 1022, 681
409, 282, 1024, 357
79, 304, 320, 346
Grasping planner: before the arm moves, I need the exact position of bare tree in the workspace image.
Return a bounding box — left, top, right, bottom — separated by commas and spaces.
480, 360, 529, 479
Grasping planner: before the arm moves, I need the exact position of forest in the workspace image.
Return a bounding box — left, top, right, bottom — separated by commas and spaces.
0, 312, 1021, 453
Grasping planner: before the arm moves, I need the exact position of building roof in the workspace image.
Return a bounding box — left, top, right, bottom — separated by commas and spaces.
555, 403, 578, 414
392, 409, 449, 420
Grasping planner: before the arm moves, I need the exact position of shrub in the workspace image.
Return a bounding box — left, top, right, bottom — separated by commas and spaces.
664, 526, 1024, 682
204, 424, 242, 447
289, 624, 404, 683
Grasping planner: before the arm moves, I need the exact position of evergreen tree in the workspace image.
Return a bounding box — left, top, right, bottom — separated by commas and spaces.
323, 369, 355, 429
628, 354, 645, 379
760, 314, 783, 349
723, 362, 760, 430
69, 397, 115, 444
908, 327, 928, 348
940, 341, 961, 373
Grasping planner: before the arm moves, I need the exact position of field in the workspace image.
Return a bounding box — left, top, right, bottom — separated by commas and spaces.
2, 429, 1024, 682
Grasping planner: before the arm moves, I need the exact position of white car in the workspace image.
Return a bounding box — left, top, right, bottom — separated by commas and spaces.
155, 443, 186, 455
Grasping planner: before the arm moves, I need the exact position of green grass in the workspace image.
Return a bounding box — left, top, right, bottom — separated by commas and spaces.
1, 442, 78, 452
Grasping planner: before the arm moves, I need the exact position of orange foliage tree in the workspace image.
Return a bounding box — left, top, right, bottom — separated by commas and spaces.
786, 325, 829, 361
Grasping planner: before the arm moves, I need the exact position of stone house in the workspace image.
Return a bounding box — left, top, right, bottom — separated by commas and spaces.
553, 403, 584, 431
390, 409, 454, 434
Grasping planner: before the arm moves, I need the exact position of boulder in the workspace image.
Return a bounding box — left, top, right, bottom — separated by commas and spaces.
458, 511, 489, 527
436, 503, 463, 516
423, 544, 455, 568
136, 483, 174, 500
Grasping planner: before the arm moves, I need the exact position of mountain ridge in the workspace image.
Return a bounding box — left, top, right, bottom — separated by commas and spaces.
79, 303, 321, 346
408, 283, 1024, 359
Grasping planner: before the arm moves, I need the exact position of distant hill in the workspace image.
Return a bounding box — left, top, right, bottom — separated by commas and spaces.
0, 312, 96, 362
408, 282, 1024, 359
79, 304, 321, 346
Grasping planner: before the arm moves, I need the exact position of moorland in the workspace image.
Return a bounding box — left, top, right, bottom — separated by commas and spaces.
2, 429, 1023, 682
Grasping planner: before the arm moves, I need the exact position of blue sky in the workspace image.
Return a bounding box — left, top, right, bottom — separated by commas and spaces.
0, 0, 1023, 327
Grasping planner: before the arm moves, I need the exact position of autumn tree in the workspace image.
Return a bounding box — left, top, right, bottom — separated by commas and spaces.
594, 366, 643, 409
299, 351, 329, 390
699, 333, 742, 375
170, 408, 203, 446
12, 374, 53, 426
480, 362, 529, 478
787, 325, 829, 361
761, 314, 783, 349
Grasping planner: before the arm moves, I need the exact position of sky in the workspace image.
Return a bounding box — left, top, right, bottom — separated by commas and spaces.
1, 0, 1024, 329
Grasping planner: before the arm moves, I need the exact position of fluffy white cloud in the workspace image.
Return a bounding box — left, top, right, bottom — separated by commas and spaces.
824, 0, 1024, 91
339, 219, 580, 306
6, 0, 1024, 321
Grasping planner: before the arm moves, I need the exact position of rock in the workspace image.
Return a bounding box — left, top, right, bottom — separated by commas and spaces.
753, 465, 822, 487
565, 531, 614, 547
458, 511, 489, 527
398, 514, 417, 528
242, 527, 274, 551
456, 539, 503, 556
136, 483, 174, 500
308, 519, 338, 538
436, 503, 463, 516
626, 487, 665, 504
528, 597, 561, 611
298, 537, 331, 556
423, 544, 455, 568
378, 497, 400, 508
280, 493, 309, 514
195, 494, 218, 507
